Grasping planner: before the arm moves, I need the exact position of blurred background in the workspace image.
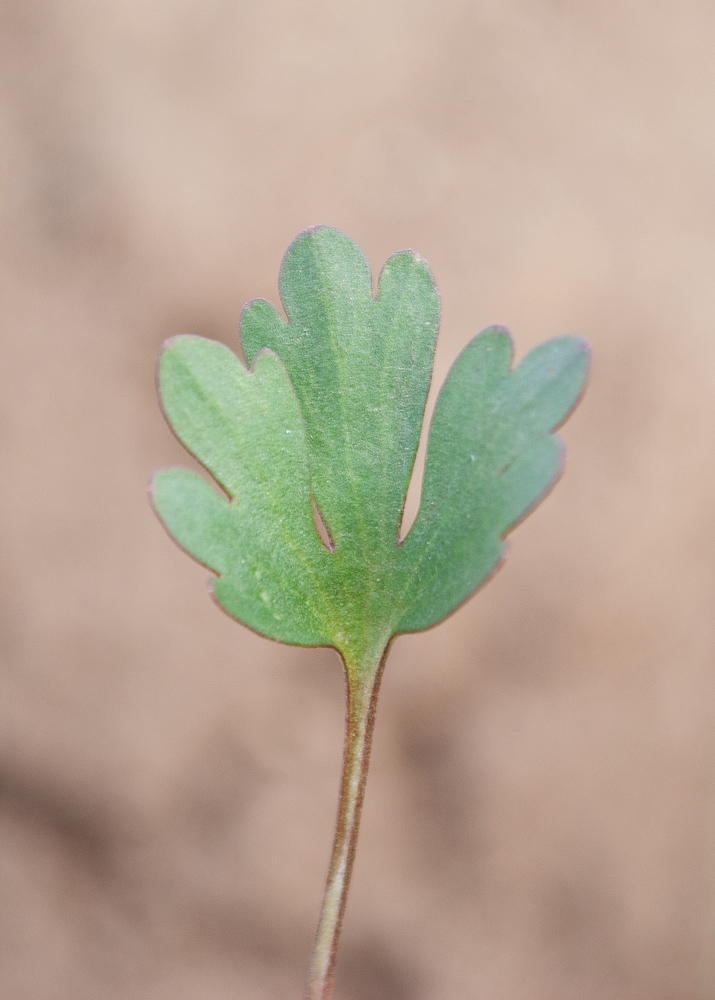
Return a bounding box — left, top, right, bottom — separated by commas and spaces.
1, 1, 714, 997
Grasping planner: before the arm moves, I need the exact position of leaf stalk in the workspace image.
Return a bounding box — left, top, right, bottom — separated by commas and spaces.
305, 645, 389, 999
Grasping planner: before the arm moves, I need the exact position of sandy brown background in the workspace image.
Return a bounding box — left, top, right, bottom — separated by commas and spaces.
2, 1, 715, 998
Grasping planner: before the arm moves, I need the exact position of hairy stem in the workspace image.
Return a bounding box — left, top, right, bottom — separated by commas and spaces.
305, 647, 389, 1000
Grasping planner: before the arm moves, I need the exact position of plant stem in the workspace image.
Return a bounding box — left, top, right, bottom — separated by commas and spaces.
305, 647, 389, 1000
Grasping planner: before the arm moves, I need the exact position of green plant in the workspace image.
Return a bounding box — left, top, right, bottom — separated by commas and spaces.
149, 226, 590, 999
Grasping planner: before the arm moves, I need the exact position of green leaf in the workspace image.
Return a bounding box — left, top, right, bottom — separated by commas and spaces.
150, 336, 335, 646
151, 227, 589, 666
394, 328, 589, 632
241, 226, 440, 554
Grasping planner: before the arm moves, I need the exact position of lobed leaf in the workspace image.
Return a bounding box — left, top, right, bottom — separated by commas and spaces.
241, 226, 440, 556
395, 328, 590, 632
150, 335, 334, 646
151, 229, 589, 662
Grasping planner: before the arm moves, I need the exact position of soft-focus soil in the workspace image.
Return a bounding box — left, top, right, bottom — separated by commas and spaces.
1, 2, 715, 998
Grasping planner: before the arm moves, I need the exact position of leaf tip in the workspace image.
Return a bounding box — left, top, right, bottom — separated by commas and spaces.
553, 335, 592, 429
248, 346, 280, 375
157, 332, 199, 368
284, 223, 355, 251
489, 322, 516, 343
559, 333, 592, 369
146, 468, 161, 502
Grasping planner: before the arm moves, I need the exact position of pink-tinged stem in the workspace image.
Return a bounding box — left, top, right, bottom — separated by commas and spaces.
305, 648, 388, 1000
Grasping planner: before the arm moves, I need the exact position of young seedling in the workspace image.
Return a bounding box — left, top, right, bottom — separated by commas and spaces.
149, 226, 590, 999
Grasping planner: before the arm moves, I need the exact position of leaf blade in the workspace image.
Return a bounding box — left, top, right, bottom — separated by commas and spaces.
154, 334, 335, 647
395, 331, 590, 633
151, 231, 589, 658
241, 227, 440, 555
